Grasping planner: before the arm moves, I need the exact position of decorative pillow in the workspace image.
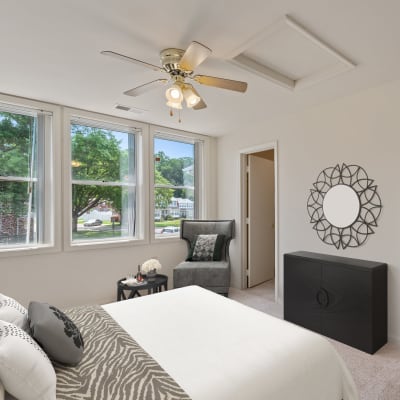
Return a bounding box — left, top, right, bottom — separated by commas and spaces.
187, 234, 225, 261
0, 320, 56, 400
0, 294, 28, 331
28, 302, 84, 366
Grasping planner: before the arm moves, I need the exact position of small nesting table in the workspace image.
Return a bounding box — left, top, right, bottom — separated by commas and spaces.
117, 274, 168, 301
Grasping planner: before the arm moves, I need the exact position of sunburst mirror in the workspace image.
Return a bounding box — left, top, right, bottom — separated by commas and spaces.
307, 163, 382, 249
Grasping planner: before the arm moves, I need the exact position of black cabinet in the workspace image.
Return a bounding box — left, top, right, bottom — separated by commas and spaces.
284, 251, 387, 354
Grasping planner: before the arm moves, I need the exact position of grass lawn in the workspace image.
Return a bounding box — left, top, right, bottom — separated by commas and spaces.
72, 230, 124, 240
154, 219, 181, 228
72, 219, 182, 240
73, 223, 123, 240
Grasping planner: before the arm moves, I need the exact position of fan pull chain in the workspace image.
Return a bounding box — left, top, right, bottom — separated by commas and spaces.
169, 108, 182, 123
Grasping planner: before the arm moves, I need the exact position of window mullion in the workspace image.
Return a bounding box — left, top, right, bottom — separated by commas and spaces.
71, 180, 135, 187
0, 176, 38, 182
127, 133, 136, 236
36, 113, 46, 244
25, 116, 36, 244
194, 141, 200, 219
154, 184, 195, 190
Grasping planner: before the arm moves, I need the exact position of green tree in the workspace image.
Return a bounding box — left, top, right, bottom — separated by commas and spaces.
155, 151, 194, 199
0, 112, 34, 176
155, 151, 182, 185
71, 125, 125, 232
0, 112, 35, 217
154, 169, 174, 214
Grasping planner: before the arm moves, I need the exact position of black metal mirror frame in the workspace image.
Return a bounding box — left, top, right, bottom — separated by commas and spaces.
307, 163, 382, 249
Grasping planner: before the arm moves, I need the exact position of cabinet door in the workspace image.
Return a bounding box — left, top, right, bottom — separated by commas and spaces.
322, 264, 371, 352
284, 256, 322, 333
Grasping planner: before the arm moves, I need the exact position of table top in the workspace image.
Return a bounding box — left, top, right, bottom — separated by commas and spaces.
117, 274, 168, 290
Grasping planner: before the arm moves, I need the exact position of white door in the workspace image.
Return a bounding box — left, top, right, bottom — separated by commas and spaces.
247, 154, 275, 287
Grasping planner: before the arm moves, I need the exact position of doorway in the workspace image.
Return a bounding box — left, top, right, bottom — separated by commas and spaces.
240, 143, 278, 301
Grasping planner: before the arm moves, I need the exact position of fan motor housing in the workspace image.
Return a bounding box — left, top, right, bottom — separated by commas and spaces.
160, 48, 186, 75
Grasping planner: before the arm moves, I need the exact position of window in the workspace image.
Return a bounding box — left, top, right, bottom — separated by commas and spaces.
153, 135, 199, 238
70, 118, 138, 244
0, 104, 53, 250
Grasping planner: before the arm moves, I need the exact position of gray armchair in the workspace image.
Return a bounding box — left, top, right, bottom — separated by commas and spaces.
173, 219, 235, 296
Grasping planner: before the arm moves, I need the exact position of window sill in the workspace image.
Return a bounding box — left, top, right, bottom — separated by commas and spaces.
64, 237, 149, 252
0, 244, 60, 258
151, 235, 182, 244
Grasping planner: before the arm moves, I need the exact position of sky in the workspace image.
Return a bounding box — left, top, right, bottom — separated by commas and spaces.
71, 123, 194, 159
154, 137, 194, 159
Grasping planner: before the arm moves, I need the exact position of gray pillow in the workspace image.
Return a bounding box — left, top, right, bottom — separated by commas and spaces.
28, 302, 84, 366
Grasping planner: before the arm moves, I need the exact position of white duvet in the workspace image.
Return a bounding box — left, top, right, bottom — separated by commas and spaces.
103, 285, 358, 400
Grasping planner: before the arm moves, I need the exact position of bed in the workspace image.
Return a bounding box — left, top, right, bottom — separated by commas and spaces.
50, 285, 358, 400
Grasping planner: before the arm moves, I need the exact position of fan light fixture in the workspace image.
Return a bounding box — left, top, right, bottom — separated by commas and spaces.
182, 84, 201, 108
166, 100, 183, 110
165, 82, 201, 112
101, 41, 248, 123
165, 83, 183, 110
165, 84, 183, 101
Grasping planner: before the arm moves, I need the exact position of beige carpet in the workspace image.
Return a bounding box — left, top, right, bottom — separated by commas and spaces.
229, 281, 400, 400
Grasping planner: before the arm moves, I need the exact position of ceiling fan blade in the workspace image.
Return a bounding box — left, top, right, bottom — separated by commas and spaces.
101, 50, 164, 72
124, 79, 168, 97
193, 75, 248, 93
179, 41, 212, 72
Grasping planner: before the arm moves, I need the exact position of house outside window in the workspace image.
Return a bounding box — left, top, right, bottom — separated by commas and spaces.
69, 118, 138, 244
153, 135, 199, 238
0, 104, 53, 251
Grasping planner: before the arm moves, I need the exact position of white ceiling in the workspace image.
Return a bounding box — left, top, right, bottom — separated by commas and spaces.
1, 0, 400, 136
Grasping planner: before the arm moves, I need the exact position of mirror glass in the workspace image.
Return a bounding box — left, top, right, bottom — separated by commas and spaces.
323, 184, 360, 228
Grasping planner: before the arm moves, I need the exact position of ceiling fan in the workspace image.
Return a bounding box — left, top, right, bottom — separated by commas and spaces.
101, 41, 248, 115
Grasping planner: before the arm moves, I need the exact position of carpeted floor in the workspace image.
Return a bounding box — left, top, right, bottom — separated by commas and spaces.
229, 281, 400, 400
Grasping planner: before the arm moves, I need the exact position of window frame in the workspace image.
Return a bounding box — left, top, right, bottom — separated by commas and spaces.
0, 95, 215, 254
0, 94, 60, 257
63, 108, 149, 251
150, 125, 209, 242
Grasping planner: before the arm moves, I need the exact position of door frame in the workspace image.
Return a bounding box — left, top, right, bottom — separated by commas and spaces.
239, 141, 279, 302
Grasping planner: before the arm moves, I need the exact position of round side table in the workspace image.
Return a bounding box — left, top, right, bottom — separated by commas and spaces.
117, 274, 168, 301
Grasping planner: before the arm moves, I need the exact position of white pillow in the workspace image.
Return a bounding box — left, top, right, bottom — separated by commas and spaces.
0, 320, 56, 400
0, 294, 28, 331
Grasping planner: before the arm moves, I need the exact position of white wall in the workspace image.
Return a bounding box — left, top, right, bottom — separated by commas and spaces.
1, 241, 188, 308
217, 78, 400, 342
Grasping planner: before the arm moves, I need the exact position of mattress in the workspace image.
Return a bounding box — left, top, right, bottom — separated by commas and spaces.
103, 285, 358, 400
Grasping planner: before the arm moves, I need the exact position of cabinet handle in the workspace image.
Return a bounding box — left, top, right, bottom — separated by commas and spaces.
316, 288, 329, 308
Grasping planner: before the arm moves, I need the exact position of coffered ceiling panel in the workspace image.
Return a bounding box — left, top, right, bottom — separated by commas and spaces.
230, 16, 356, 90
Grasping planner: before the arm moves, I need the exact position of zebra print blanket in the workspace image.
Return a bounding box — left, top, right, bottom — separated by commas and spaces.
55, 305, 190, 400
